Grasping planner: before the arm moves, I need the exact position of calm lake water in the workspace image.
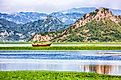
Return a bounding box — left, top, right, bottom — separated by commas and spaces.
0, 50, 121, 75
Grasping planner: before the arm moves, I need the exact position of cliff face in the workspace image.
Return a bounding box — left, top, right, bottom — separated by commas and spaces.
32, 8, 121, 42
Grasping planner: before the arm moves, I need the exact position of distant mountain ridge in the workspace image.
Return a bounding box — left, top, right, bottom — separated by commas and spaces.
0, 7, 121, 42
0, 19, 27, 41
32, 8, 121, 42
0, 12, 47, 24
0, 16, 67, 41
1, 7, 121, 25
20, 16, 67, 34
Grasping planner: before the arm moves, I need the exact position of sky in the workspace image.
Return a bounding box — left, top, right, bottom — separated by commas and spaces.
0, 0, 121, 13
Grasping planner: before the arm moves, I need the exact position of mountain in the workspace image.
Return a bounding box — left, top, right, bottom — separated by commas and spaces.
0, 7, 121, 25
0, 16, 68, 41
0, 8, 96, 25
0, 19, 27, 41
48, 7, 121, 25
111, 9, 121, 15
50, 12, 84, 25
50, 7, 96, 25
19, 16, 67, 35
0, 12, 47, 24
1, 7, 121, 42
32, 8, 121, 42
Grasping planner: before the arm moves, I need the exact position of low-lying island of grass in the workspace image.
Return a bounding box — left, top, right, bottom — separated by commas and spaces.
1, 42, 121, 50
0, 46, 121, 50
0, 71, 121, 80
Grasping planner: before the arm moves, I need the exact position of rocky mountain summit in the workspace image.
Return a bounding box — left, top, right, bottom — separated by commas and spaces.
32, 8, 121, 42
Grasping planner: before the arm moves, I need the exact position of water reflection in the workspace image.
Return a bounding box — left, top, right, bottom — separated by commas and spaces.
0, 60, 121, 75
84, 65, 112, 74
0, 50, 121, 76
83, 65, 121, 75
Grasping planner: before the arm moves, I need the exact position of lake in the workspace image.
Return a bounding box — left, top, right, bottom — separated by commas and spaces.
0, 50, 121, 76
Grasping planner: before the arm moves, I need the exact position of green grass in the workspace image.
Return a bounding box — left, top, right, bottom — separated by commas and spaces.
1, 42, 121, 44
0, 42, 31, 44
0, 46, 121, 50
53, 42, 121, 44
0, 71, 120, 80
0, 42, 121, 50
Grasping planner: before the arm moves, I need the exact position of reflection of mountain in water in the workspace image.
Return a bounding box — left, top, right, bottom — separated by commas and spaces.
82, 65, 121, 75
1, 58, 121, 75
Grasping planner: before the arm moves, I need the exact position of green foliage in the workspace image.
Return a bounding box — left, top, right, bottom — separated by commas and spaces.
86, 19, 121, 42
51, 19, 121, 42
0, 71, 121, 80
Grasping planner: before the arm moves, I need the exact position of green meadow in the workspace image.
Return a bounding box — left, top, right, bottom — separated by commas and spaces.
0, 42, 121, 50
0, 46, 121, 50
0, 71, 121, 80
0, 42, 121, 44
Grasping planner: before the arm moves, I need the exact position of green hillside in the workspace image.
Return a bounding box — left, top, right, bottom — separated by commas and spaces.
53, 19, 121, 42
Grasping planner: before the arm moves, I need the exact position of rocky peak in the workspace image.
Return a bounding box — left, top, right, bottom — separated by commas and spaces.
69, 8, 119, 30
82, 8, 113, 20
94, 8, 113, 19
97, 8, 111, 14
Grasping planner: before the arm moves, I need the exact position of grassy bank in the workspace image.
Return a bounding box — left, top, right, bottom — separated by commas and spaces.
53, 42, 121, 44
1, 42, 121, 44
0, 46, 121, 50
0, 71, 120, 80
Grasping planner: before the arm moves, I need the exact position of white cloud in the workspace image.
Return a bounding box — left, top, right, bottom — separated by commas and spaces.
0, 0, 121, 13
